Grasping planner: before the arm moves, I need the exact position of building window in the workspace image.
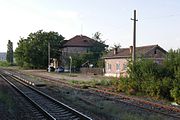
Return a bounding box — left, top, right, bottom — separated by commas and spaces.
154, 49, 157, 54
107, 63, 111, 71
123, 64, 127, 70
116, 64, 120, 71
155, 60, 160, 64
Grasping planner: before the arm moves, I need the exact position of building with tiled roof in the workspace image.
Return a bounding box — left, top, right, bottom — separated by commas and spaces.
62, 35, 107, 50
63, 35, 96, 47
60, 35, 108, 66
103, 45, 167, 77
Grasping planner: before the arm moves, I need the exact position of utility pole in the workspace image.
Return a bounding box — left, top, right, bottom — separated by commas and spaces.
48, 42, 50, 68
69, 56, 72, 75
131, 10, 138, 62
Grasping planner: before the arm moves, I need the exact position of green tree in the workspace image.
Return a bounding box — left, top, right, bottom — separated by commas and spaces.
93, 32, 103, 42
71, 32, 108, 69
14, 30, 64, 68
14, 38, 32, 67
6, 40, 13, 64
91, 32, 108, 67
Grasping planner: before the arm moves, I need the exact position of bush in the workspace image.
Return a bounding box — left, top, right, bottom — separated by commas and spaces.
113, 49, 180, 102
170, 67, 180, 103
171, 87, 180, 104
128, 59, 163, 93
160, 77, 173, 99
116, 77, 131, 93
0, 61, 11, 67
141, 76, 161, 97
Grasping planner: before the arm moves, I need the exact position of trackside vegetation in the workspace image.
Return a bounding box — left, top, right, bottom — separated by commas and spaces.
68, 49, 180, 104
115, 49, 180, 104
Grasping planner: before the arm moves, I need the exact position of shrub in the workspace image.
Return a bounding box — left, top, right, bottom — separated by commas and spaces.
113, 49, 180, 102
0, 61, 10, 67
171, 87, 180, 104
170, 67, 180, 103
128, 59, 162, 93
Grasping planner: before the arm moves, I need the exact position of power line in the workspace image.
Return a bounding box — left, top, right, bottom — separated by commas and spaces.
142, 13, 180, 20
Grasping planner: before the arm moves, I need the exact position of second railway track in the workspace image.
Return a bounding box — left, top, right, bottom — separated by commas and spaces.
0, 72, 92, 120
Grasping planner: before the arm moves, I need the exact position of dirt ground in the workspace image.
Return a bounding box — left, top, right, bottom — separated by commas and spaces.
21, 69, 106, 81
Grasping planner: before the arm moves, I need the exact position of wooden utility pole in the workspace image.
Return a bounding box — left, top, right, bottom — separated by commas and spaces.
131, 10, 138, 62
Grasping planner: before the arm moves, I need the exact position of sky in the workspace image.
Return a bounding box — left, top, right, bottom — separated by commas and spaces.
0, 0, 180, 52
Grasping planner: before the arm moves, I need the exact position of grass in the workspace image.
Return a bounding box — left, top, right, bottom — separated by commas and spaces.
68, 78, 114, 89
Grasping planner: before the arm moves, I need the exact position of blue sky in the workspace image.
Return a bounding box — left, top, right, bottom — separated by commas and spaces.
0, 0, 180, 52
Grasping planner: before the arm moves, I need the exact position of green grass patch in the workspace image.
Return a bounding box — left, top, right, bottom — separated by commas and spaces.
68, 78, 113, 88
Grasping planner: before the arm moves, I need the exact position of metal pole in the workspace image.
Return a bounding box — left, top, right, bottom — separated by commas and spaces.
48, 42, 50, 72
69, 56, 72, 75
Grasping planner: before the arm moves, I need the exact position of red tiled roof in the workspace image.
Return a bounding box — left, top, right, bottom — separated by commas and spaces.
63, 35, 96, 47
104, 45, 165, 58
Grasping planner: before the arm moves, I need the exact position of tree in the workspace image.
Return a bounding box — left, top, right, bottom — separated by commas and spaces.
14, 37, 31, 67
93, 32, 103, 42
112, 43, 121, 49
108, 43, 121, 53
6, 40, 13, 64
70, 32, 108, 68
91, 32, 108, 67
14, 30, 64, 68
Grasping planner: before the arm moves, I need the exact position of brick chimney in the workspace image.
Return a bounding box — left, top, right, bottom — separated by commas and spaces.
114, 47, 118, 55
129, 46, 133, 54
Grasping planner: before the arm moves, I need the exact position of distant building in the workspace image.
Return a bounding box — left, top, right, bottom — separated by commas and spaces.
60, 35, 108, 66
0, 52, 6, 61
61, 35, 107, 55
103, 45, 167, 77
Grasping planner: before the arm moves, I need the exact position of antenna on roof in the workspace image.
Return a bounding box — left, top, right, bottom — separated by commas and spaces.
80, 24, 83, 37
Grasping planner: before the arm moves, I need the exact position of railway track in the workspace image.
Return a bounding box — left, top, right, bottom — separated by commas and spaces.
0, 72, 92, 120
2, 69, 180, 119
30, 72, 180, 119
19, 71, 180, 119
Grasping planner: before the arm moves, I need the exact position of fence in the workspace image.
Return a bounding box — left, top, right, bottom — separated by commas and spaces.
80, 68, 104, 75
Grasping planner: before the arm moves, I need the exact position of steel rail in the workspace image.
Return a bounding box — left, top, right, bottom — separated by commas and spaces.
0, 74, 56, 120
1, 73, 92, 120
